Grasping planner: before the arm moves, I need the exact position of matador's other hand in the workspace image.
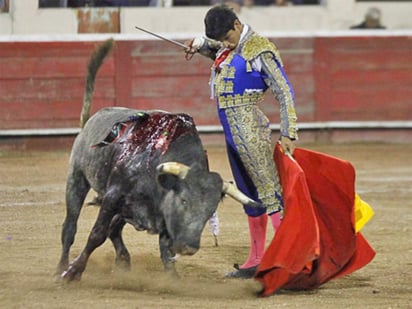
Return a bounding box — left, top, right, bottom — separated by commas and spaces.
280, 136, 296, 156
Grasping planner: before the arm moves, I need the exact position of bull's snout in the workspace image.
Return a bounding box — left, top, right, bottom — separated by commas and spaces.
173, 243, 199, 256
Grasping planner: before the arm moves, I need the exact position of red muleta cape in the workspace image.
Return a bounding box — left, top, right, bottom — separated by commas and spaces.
254, 144, 376, 296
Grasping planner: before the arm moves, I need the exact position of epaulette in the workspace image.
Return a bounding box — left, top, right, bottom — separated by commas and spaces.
241, 34, 283, 68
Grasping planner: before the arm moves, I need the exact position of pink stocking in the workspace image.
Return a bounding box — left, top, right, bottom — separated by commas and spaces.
270, 211, 282, 231
240, 214, 267, 269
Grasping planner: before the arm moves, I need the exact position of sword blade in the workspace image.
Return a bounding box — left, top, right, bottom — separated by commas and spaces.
135, 26, 188, 49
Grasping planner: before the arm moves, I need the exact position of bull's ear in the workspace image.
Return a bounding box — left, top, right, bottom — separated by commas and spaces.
157, 174, 180, 191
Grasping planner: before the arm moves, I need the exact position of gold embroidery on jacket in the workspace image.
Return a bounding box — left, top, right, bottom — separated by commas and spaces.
260, 53, 298, 139
242, 35, 283, 66
218, 92, 264, 109
213, 52, 235, 97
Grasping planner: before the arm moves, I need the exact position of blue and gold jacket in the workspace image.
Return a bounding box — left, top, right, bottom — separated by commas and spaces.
199, 26, 298, 140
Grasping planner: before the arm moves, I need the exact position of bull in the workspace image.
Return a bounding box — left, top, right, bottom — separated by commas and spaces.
56, 39, 259, 281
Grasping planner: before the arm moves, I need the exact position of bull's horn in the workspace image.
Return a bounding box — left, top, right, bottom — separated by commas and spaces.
222, 181, 264, 208
156, 162, 190, 179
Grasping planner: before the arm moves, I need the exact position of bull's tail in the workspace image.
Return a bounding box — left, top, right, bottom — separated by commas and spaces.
80, 38, 114, 128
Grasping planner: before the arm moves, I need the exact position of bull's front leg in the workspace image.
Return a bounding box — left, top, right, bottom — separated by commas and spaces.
159, 230, 179, 277
109, 214, 131, 270
61, 205, 117, 282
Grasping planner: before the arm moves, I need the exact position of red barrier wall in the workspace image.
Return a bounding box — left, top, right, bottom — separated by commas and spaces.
0, 35, 411, 132
314, 36, 412, 121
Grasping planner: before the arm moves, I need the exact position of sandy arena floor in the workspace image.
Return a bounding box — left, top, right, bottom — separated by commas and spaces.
0, 142, 411, 308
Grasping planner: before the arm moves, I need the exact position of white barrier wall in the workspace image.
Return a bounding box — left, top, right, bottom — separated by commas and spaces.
0, 0, 411, 35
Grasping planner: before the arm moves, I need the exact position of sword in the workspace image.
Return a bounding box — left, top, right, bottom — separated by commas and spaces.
135, 26, 189, 49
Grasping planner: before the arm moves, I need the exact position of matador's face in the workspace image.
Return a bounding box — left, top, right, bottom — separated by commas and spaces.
219, 19, 243, 50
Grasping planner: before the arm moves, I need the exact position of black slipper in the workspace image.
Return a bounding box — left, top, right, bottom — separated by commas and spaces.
225, 263, 258, 279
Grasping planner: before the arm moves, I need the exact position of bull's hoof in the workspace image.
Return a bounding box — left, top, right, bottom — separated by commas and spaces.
115, 256, 131, 271
225, 264, 258, 279
53, 273, 63, 283
164, 264, 180, 279
54, 262, 69, 282
55, 263, 68, 277
61, 266, 83, 282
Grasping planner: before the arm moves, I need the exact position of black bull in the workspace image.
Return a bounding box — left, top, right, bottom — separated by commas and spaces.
56, 39, 260, 281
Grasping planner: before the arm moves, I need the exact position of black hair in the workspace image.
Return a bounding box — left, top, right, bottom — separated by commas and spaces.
204, 4, 238, 41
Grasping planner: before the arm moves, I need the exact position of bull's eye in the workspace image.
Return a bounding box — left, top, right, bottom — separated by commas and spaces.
181, 199, 191, 210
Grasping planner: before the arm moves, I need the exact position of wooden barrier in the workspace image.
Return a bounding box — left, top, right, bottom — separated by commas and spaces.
0, 34, 411, 147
